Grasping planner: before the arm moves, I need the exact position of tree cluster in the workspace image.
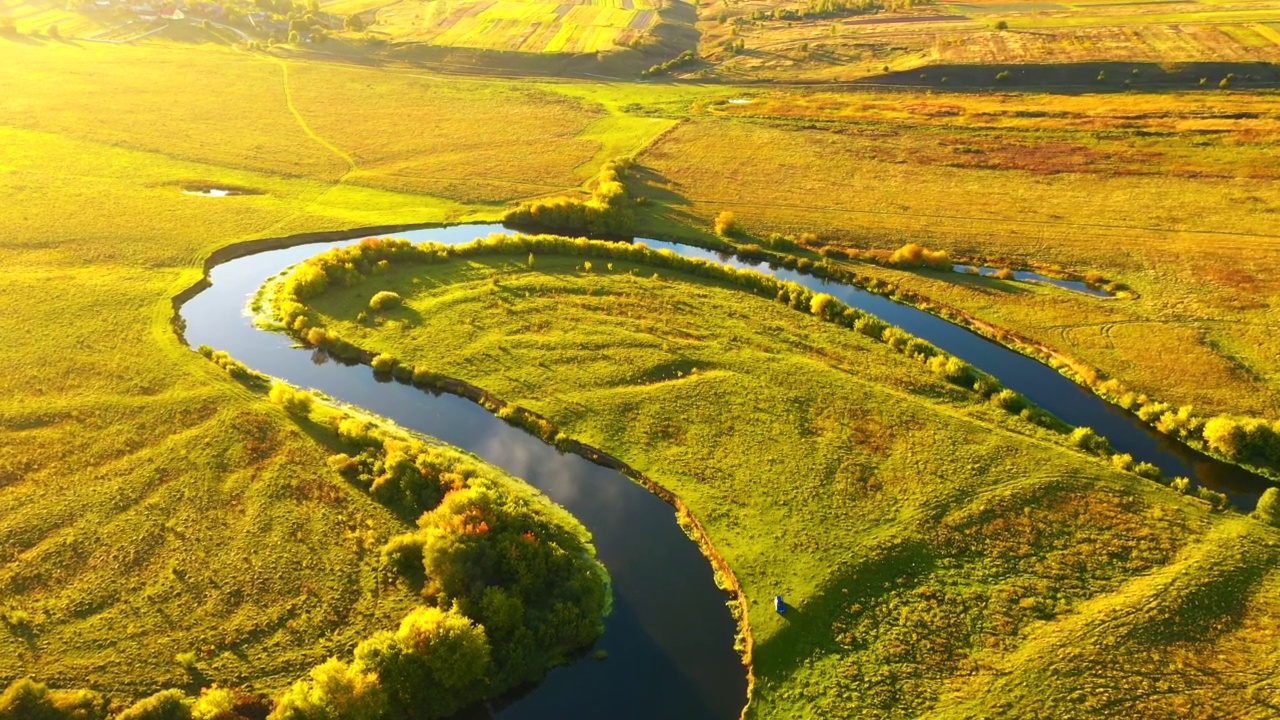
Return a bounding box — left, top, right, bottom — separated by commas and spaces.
504, 160, 635, 237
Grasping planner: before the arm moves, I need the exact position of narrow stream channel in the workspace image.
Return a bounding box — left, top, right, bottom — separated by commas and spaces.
178, 221, 1276, 718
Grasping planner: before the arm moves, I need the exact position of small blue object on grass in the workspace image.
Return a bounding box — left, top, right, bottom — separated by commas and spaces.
774, 595, 786, 614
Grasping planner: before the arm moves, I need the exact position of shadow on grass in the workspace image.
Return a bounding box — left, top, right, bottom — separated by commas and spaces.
0, 32, 47, 45
752, 539, 937, 684
864, 60, 1280, 93
624, 164, 729, 248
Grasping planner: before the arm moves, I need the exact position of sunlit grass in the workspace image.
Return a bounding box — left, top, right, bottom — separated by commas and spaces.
292, 250, 1280, 719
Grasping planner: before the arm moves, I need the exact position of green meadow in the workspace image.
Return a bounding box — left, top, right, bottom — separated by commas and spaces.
1, 25, 1280, 720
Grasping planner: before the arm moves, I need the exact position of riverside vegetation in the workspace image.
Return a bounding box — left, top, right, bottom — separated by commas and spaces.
263, 232, 1280, 719
3, 29, 1280, 720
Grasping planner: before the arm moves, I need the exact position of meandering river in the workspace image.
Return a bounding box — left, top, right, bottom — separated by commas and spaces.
177, 221, 1275, 720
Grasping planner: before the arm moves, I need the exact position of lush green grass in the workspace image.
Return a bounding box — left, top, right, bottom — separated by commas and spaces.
290, 246, 1280, 719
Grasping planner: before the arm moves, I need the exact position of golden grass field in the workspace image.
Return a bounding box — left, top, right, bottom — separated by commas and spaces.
698, 0, 1280, 81
638, 88, 1280, 418
368, 0, 666, 53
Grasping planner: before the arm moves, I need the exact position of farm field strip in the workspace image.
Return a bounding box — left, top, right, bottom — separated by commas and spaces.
368, 0, 663, 52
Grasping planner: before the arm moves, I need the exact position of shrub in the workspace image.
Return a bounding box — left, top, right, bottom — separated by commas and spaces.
1170, 477, 1192, 495
505, 162, 634, 236
1068, 426, 1112, 456
1136, 401, 1171, 423
928, 355, 975, 386
368, 291, 402, 312
0, 678, 108, 720
1132, 461, 1164, 483
714, 210, 739, 237
269, 659, 386, 720
972, 375, 999, 398
175, 651, 198, 672
1196, 485, 1230, 511
353, 607, 490, 719
993, 267, 1015, 280
1202, 415, 1280, 466
190, 688, 237, 720
994, 19, 1007, 30
415, 481, 608, 687
380, 534, 426, 581
990, 389, 1027, 414
1111, 453, 1134, 472
118, 690, 192, 720
371, 354, 396, 374
269, 382, 314, 417
641, 49, 697, 77
344, 13, 364, 31
886, 242, 950, 270
854, 316, 887, 339
1255, 487, 1280, 527
809, 293, 836, 320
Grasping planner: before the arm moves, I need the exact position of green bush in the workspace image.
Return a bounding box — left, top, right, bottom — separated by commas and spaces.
1171, 476, 1192, 495
505, 162, 634, 236
368, 291, 402, 312
1254, 487, 1280, 527
1132, 461, 1164, 483
118, 690, 191, 720
990, 389, 1028, 414
1202, 416, 1280, 468
269, 659, 386, 720
190, 688, 237, 720
1111, 452, 1135, 472
416, 481, 609, 688
0, 679, 107, 720
1068, 426, 1113, 456
269, 382, 314, 417
886, 242, 950, 270
353, 607, 490, 719
371, 354, 396, 374
714, 210, 739, 237
927, 355, 975, 387
1196, 486, 1230, 511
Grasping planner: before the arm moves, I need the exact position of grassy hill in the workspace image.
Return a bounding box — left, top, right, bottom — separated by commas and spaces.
278, 241, 1280, 719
